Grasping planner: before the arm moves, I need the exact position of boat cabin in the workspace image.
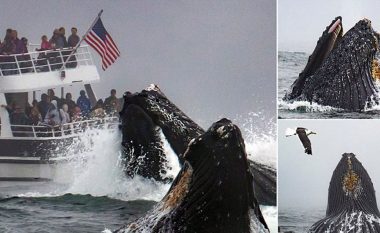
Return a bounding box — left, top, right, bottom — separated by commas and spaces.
0, 44, 117, 140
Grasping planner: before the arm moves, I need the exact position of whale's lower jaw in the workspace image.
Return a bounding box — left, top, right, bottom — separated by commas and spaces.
309, 211, 380, 233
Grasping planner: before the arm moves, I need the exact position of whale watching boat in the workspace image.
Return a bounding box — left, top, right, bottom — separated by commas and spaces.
0, 44, 119, 181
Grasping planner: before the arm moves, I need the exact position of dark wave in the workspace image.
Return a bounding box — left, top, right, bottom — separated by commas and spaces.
0, 194, 156, 233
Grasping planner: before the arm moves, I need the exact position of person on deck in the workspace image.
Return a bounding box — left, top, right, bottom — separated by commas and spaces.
10, 105, 30, 125
55, 27, 68, 49
90, 99, 106, 118
38, 93, 51, 120
104, 89, 120, 116
1, 102, 16, 115
13, 30, 24, 54
68, 27, 80, 48
65, 27, 79, 68
44, 100, 61, 125
38, 35, 52, 51
49, 29, 60, 49
60, 104, 71, 124
76, 90, 91, 118
48, 89, 61, 107
9, 105, 31, 137
29, 100, 42, 125
0, 29, 16, 75
62, 93, 76, 117
18, 37, 31, 73
72, 105, 82, 122
0, 38, 15, 55
2, 29, 12, 45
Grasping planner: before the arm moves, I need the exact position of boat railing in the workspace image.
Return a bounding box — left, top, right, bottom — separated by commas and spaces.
0, 45, 94, 77
0, 116, 119, 138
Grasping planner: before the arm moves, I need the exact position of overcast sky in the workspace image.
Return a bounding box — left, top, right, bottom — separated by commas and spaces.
0, 0, 276, 128
279, 120, 380, 210
279, 0, 380, 52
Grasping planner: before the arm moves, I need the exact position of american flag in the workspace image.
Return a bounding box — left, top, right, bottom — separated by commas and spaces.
84, 18, 120, 70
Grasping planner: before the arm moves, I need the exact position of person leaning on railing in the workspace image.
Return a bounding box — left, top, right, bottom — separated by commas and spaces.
7, 104, 32, 137
1, 103, 15, 115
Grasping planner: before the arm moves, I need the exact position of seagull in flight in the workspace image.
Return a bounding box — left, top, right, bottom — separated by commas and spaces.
286, 127, 316, 155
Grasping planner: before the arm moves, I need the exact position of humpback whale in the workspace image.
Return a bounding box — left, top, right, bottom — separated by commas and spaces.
284, 17, 380, 111
120, 84, 276, 206
121, 85, 204, 164
115, 119, 269, 233
309, 153, 380, 233
120, 104, 170, 182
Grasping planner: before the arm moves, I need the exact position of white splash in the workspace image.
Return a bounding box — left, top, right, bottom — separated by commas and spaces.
260, 205, 278, 233
234, 112, 276, 169
364, 90, 380, 112
278, 99, 338, 112
16, 127, 180, 202
54, 127, 180, 201
159, 130, 181, 180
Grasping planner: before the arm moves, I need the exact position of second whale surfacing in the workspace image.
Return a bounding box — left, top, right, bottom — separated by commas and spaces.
116, 119, 269, 233
120, 84, 276, 206
284, 17, 380, 111
309, 153, 380, 233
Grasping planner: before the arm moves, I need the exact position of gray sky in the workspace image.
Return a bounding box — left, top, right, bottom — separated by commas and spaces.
0, 0, 276, 127
279, 120, 380, 210
279, 0, 380, 52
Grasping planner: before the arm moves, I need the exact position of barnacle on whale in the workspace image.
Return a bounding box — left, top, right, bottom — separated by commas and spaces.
342, 158, 362, 198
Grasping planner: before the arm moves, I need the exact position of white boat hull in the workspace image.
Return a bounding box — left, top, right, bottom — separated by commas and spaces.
0, 157, 57, 181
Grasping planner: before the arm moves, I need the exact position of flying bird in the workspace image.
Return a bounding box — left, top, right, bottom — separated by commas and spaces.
286, 127, 316, 155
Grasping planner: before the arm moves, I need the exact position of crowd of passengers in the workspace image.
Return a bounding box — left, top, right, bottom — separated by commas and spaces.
0, 27, 80, 74
1, 89, 121, 128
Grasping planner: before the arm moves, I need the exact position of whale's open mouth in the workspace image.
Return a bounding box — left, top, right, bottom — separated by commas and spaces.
306, 16, 343, 75
328, 18, 341, 34
285, 17, 380, 111
284, 17, 343, 100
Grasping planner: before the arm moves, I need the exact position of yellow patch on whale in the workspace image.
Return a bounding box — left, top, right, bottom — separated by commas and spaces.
343, 170, 359, 192
162, 168, 192, 210
342, 157, 361, 197
372, 59, 380, 80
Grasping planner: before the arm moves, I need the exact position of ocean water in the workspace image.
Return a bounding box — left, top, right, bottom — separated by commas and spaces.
0, 113, 277, 233
279, 207, 325, 233
278, 51, 380, 119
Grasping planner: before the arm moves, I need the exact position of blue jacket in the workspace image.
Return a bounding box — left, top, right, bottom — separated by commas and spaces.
77, 96, 91, 116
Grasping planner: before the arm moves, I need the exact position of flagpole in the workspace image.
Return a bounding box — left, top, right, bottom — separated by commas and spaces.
60, 9, 104, 78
